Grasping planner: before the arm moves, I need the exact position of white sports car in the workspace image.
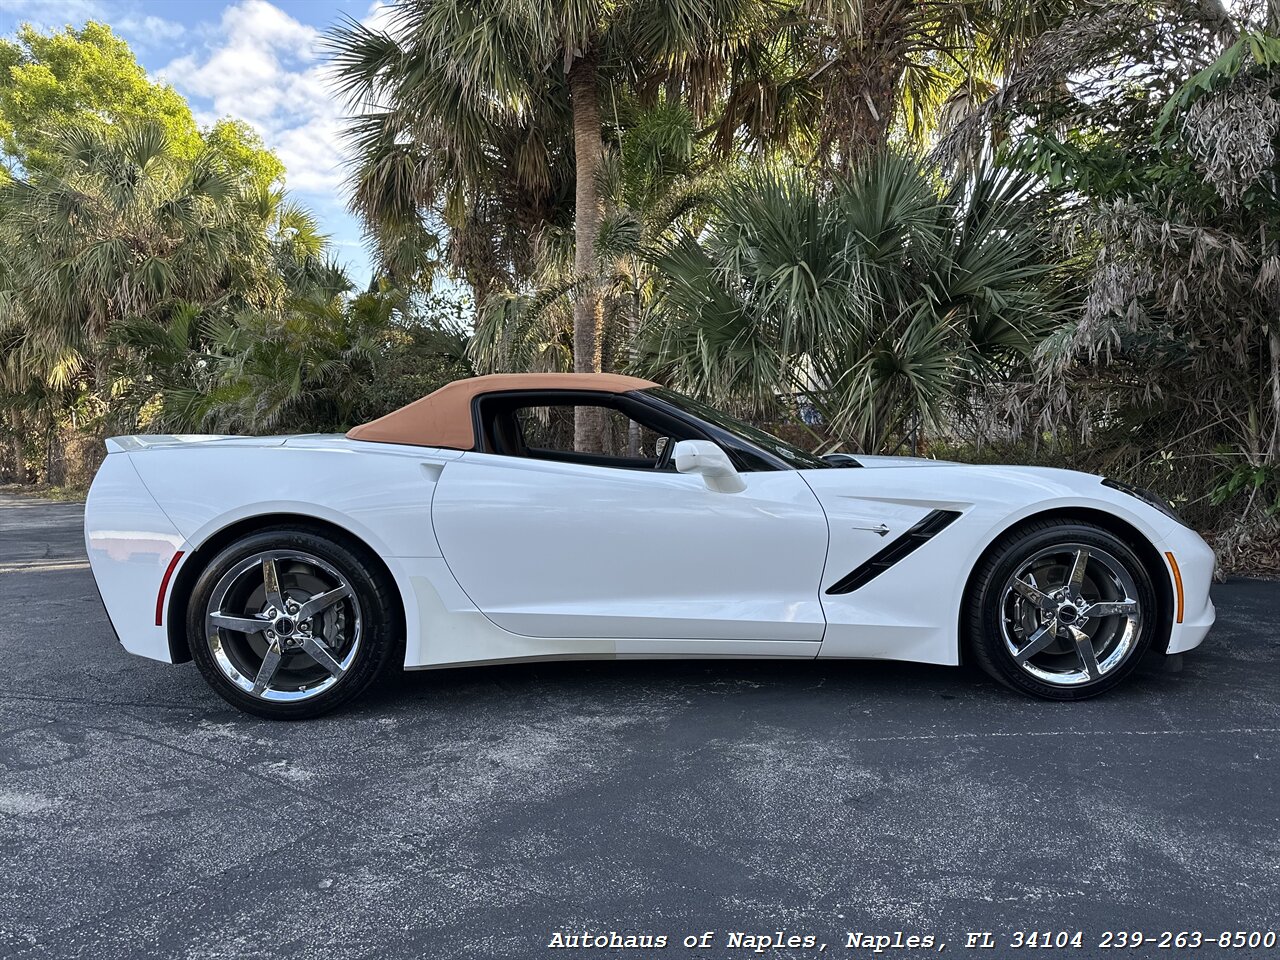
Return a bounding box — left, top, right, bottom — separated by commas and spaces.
85, 373, 1215, 718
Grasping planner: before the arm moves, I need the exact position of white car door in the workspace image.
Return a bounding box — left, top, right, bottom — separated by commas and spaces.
431, 452, 829, 655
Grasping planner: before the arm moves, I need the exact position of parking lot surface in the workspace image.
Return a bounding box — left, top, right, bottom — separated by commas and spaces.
1, 492, 1277, 959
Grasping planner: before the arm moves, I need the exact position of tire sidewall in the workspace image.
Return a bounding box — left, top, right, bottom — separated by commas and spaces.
186, 527, 399, 719
973, 522, 1158, 700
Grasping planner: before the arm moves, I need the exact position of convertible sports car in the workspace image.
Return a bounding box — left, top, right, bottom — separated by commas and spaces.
85, 373, 1215, 718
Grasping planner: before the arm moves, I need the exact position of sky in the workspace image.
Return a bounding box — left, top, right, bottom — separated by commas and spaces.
0, 0, 390, 284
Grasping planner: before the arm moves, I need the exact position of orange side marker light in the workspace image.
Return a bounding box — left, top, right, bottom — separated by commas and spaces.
1165, 551, 1184, 624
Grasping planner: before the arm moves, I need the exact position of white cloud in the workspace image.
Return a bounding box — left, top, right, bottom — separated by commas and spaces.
0, 1, 182, 52
362, 1, 397, 33
159, 0, 350, 195
153, 0, 394, 282
117, 13, 185, 49
0, 0, 107, 31
0, 0, 102, 14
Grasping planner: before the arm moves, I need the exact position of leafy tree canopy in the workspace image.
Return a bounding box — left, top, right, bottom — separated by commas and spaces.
203, 118, 286, 192
0, 22, 198, 169
0, 21, 282, 191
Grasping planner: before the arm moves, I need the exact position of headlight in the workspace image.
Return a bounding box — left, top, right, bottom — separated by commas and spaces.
1102, 477, 1184, 524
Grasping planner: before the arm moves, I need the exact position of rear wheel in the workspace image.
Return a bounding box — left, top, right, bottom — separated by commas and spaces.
187, 527, 401, 719
967, 520, 1157, 700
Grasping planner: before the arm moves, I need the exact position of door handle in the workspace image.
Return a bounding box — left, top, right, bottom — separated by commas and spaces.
851, 523, 891, 537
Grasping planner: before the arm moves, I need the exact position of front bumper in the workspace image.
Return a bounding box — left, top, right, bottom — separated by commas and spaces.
1157, 524, 1216, 655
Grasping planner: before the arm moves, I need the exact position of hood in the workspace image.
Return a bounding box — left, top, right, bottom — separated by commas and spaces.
850, 454, 950, 469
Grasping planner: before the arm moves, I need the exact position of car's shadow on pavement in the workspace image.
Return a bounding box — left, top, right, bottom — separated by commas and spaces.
371, 647, 1190, 717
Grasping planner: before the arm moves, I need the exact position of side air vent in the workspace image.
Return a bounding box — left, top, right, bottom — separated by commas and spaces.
825, 509, 962, 595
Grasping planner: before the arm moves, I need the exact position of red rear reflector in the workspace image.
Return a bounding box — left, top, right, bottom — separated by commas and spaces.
155, 550, 185, 626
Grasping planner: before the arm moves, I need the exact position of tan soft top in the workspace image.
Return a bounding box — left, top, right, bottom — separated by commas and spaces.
346, 372, 657, 450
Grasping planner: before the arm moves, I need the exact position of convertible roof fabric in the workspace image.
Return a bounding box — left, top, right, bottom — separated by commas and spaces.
345, 372, 658, 450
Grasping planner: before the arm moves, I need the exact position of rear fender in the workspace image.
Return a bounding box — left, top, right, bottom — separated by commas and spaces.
84, 453, 186, 662
122, 442, 444, 667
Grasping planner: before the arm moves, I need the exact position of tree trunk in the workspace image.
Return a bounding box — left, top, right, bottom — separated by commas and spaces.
1268, 328, 1280, 462
0, 410, 18, 482
14, 409, 29, 483
825, 0, 906, 172
842, 61, 897, 167
569, 53, 606, 453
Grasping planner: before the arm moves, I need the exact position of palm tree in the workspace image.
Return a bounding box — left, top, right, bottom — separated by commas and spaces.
712, 0, 1078, 172
633, 151, 1070, 452
469, 96, 717, 376
0, 120, 327, 478
109, 282, 474, 436
327, 0, 754, 450
0, 121, 295, 388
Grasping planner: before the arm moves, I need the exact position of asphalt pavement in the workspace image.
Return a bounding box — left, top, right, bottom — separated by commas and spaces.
1, 491, 1277, 959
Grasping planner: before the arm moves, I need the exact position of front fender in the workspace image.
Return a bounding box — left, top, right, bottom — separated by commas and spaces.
804, 463, 1194, 665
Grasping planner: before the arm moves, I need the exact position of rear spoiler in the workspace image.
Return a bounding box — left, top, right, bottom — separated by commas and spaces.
104, 435, 238, 454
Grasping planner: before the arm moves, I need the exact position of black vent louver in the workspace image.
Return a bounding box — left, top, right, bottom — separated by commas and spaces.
825, 509, 962, 595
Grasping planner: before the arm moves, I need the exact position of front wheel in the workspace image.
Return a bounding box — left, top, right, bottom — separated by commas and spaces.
967, 520, 1158, 700
187, 527, 402, 719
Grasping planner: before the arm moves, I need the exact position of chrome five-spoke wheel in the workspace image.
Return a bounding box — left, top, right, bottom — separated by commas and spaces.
999, 543, 1141, 686
187, 527, 401, 719
205, 550, 362, 702
968, 520, 1157, 700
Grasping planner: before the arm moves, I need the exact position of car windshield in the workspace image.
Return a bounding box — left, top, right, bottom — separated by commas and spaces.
644, 387, 830, 469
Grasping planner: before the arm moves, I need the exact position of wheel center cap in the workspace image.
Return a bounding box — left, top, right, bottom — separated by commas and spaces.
273, 616, 296, 637
1057, 604, 1079, 625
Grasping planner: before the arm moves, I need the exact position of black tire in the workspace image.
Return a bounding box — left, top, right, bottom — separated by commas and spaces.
187, 526, 402, 720
966, 520, 1158, 700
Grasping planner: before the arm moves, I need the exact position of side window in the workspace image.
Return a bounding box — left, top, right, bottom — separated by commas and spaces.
517, 404, 667, 461
479, 393, 688, 469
